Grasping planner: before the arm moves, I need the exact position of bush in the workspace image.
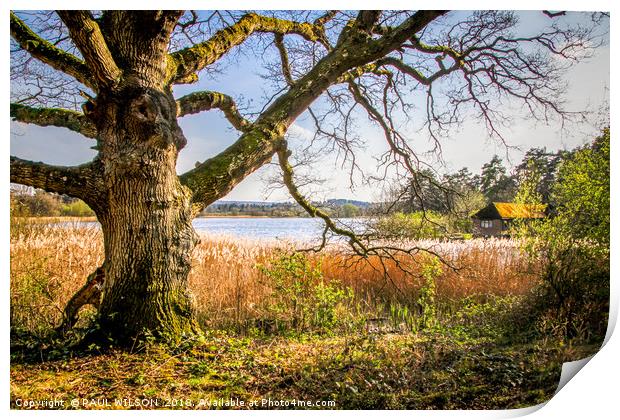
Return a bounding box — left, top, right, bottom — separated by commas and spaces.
450, 295, 525, 342
369, 212, 449, 239
11, 190, 94, 217
520, 220, 609, 342
417, 257, 442, 330
61, 200, 95, 217
513, 128, 610, 343
11, 190, 61, 216
256, 253, 354, 334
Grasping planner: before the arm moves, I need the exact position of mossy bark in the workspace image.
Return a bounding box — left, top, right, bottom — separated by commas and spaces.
90, 86, 200, 345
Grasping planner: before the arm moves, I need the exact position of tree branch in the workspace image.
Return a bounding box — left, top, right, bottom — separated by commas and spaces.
168, 12, 327, 84
542, 11, 567, 18
11, 103, 97, 139
381, 56, 461, 85
274, 33, 295, 86
346, 80, 447, 222
176, 91, 251, 131
10, 157, 104, 207
409, 34, 463, 61
180, 127, 279, 214
314, 11, 339, 26
10, 11, 94, 89
56, 11, 121, 90
336, 61, 392, 83
179, 10, 447, 213
276, 140, 369, 253
276, 140, 457, 286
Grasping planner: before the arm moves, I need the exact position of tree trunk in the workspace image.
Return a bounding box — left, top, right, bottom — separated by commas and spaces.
91, 86, 201, 345
96, 188, 199, 344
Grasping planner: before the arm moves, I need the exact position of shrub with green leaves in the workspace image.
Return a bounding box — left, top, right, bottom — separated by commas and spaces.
257, 253, 354, 334
370, 211, 448, 239
513, 128, 610, 343
417, 257, 442, 330
61, 200, 95, 217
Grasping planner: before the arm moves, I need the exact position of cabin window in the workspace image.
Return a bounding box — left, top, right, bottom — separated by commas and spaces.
481, 220, 493, 229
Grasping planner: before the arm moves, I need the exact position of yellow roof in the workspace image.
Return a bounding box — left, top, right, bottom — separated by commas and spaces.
493, 202, 546, 219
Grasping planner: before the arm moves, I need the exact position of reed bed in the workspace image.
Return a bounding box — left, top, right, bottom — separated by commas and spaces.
10, 222, 539, 335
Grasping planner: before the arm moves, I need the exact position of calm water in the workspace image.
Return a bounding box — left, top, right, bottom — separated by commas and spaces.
64, 217, 363, 241
193, 217, 329, 240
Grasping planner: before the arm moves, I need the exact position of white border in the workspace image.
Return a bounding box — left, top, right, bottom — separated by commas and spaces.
3, 1, 616, 419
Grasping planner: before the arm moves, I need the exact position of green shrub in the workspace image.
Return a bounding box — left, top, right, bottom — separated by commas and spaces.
450, 295, 523, 341
370, 212, 448, 239
257, 253, 354, 334
61, 200, 95, 217
512, 128, 609, 343
417, 257, 442, 330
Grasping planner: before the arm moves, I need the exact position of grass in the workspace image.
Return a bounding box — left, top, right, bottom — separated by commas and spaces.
9, 220, 602, 410
9, 331, 599, 410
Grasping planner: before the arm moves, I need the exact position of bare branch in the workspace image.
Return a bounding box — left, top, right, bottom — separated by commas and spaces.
347, 79, 453, 235
276, 139, 457, 287
10, 11, 94, 89
274, 34, 295, 86
11, 103, 97, 139
347, 80, 415, 174
179, 10, 447, 213
276, 140, 368, 253
381, 56, 461, 85
176, 91, 251, 131
56, 11, 121, 89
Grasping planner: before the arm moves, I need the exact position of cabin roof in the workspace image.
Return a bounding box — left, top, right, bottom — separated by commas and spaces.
473, 202, 546, 220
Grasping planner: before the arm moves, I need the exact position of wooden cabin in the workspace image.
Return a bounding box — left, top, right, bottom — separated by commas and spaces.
471, 202, 546, 237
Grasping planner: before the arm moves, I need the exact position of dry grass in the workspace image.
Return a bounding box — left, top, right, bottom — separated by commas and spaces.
10, 222, 104, 334
10, 221, 539, 334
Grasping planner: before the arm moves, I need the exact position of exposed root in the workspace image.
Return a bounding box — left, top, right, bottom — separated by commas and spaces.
56, 266, 105, 335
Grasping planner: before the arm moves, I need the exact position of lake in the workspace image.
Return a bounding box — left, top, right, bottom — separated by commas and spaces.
63, 217, 364, 241
194, 217, 332, 240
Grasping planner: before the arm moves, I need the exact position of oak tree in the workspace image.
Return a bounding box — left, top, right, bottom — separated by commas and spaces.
10, 10, 602, 345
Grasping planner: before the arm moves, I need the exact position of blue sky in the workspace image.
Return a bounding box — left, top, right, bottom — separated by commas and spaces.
9, 10, 610, 202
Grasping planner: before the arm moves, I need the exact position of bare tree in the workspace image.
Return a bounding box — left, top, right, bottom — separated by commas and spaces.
10, 10, 603, 345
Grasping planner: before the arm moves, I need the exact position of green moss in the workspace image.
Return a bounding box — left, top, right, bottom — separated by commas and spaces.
168, 13, 323, 83
11, 12, 91, 87
10, 103, 96, 138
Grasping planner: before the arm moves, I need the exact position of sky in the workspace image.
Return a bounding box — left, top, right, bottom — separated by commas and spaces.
9, 10, 610, 203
